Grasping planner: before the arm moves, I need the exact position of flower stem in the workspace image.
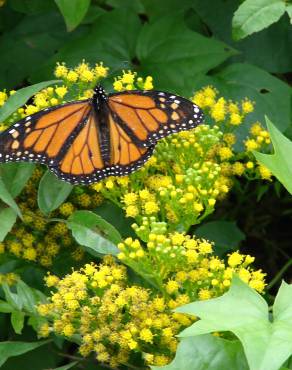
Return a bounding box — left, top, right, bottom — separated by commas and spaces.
266, 259, 292, 291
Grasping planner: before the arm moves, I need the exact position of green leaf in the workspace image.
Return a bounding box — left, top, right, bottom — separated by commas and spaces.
11, 311, 25, 334
142, 0, 193, 20
67, 210, 120, 256
195, 221, 245, 256
136, 15, 237, 96
53, 361, 78, 370
0, 177, 21, 218
31, 9, 141, 83
0, 208, 17, 242
232, 0, 286, 40
0, 163, 35, 198
254, 117, 292, 195
287, 4, 292, 23
0, 340, 50, 367
95, 201, 134, 238
0, 80, 60, 122
177, 276, 292, 370
2, 284, 23, 310
8, 0, 57, 14
55, 0, 91, 31
0, 12, 76, 90
106, 0, 144, 13
192, 0, 292, 74
0, 300, 14, 313
38, 170, 72, 215
151, 334, 248, 370
16, 280, 37, 314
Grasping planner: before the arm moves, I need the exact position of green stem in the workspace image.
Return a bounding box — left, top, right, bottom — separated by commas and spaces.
267, 259, 292, 291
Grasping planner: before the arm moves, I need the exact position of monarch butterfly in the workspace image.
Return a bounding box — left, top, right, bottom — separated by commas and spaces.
0, 85, 203, 185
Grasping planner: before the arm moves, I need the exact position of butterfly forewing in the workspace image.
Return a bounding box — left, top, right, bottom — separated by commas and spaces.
0, 101, 91, 166
108, 90, 203, 148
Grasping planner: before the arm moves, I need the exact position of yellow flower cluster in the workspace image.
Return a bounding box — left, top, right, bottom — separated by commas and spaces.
55, 61, 108, 84
113, 70, 153, 91
191, 86, 273, 182
192, 86, 254, 126
245, 122, 271, 152
2, 61, 108, 127
37, 256, 192, 367
118, 218, 266, 298
2, 167, 104, 266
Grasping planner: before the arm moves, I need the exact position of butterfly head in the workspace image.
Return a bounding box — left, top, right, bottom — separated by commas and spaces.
93, 85, 107, 102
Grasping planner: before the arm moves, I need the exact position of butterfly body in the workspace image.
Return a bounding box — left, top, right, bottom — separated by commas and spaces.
0, 86, 203, 184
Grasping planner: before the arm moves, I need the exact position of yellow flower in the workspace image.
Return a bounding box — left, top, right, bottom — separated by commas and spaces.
198, 241, 213, 254
123, 193, 138, 205
230, 113, 242, 126
245, 139, 258, 151
218, 147, 233, 161
246, 161, 254, 169
203, 86, 217, 99
211, 98, 226, 122
113, 80, 123, 91
80, 69, 94, 82
223, 133, 236, 146
121, 70, 136, 85
228, 252, 243, 267
55, 86, 68, 98
0, 243, 5, 253
228, 102, 239, 114
258, 164, 272, 180
39, 323, 50, 337
143, 76, 153, 90
139, 328, 153, 343
198, 289, 212, 300
54, 63, 68, 78
232, 162, 245, 176
166, 280, 179, 294
144, 201, 159, 215
45, 274, 60, 287
242, 99, 254, 113
25, 105, 38, 115
105, 180, 114, 189
95, 63, 108, 78
59, 202, 75, 217
126, 205, 139, 218
171, 233, 185, 246
208, 198, 216, 206
249, 279, 265, 293
66, 70, 78, 82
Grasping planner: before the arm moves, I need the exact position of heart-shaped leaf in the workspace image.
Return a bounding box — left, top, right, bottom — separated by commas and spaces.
177, 276, 292, 370
254, 117, 292, 195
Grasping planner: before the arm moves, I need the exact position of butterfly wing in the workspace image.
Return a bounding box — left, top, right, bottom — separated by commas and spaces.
50, 110, 154, 184
0, 101, 91, 166
0, 89, 203, 185
108, 90, 203, 148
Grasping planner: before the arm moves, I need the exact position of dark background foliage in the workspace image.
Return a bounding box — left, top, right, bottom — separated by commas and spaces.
0, 0, 291, 369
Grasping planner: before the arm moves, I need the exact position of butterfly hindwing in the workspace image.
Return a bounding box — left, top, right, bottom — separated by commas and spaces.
50, 111, 154, 185
108, 90, 203, 148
